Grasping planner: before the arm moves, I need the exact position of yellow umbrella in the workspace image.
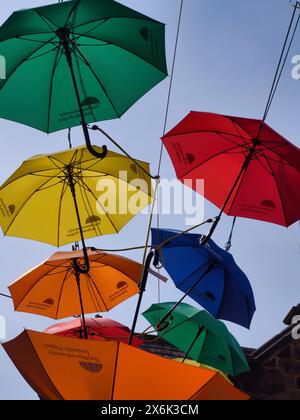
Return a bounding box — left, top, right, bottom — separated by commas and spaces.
0, 145, 152, 272
173, 358, 232, 384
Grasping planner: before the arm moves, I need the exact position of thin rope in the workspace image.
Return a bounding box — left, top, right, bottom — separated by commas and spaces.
154, 218, 214, 251
155, 0, 184, 304
0, 293, 11, 299
265, 12, 300, 118
89, 125, 159, 180
263, 1, 300, 121
224, 1, 300, 248
94, 245, 151, 253
157, 0, 184, 174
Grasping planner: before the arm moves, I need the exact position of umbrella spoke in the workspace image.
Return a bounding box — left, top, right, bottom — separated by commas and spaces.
73, 45, 121, 118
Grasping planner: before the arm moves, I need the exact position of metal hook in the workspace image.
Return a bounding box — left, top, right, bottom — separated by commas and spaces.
82, 122, 108, 159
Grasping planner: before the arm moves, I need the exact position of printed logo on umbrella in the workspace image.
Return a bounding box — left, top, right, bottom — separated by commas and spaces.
81, 97, 100, 107
86, 215, 101, 225
117, 281, 128, 290
261, 200, 276, 209
25, 299, 55, 311
79, 362, 103, 374
43, 298, 55, 306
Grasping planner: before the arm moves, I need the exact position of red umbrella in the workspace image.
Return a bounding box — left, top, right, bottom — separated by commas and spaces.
162, 112, 300, 239
44, 317, 143, 348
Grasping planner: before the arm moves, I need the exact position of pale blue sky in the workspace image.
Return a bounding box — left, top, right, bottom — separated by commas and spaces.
0, 0, 300, 400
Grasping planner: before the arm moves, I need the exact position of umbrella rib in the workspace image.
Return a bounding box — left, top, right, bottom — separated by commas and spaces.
47, 155, 67, 171
34, 10, 59, 31
111, 342, 120, 400
163, 129, 251, 141
0, 34, 57, 90
76, 159, 103, 237
55, 267, 74, 320
64, 0, 81, 28
72, 31, 167, 75
25, 46, 60, 62
0, 170, 61, 191
259, 155, 289, 226
56, 181, 69, 248
226, 165, 248, 216
3, 177, 58, 236
72, 45, 121, 118
78, 179, 103, 237
72, 15, 156, 31
179, 144, 242, 179
36, 180, 64, 192
11, 261, 67, 310
76, 177, 119, 234
253, 151, 274, 176
72, 18, 109, 38
47, 46, 64, 133
229, 120, 250, 147
85, 273, 105, 312
92, 254, 141, 285
227, 117, 259, 144
258, 142, 300, 173
87, 274, 109, 312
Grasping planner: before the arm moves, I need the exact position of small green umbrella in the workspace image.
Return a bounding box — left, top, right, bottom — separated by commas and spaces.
0, 0, 167, 157
143, 302, 249, 376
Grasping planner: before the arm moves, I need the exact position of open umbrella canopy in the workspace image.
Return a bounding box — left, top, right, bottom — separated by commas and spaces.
0, 145, 152, 247
9, 249, 142, 319
151, 228, 256, 329
45, 316, 143, 347
2, 330, 249, 400
162, 111, 300, 227
143, 302, 250, 376
0, 0, 167, 133
173, 358, 231, 383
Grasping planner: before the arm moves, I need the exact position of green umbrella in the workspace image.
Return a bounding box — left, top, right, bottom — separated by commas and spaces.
143, 302, 249, 376
0, 0, 167, 157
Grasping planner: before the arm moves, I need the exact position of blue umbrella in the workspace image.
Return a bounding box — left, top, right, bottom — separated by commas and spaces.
151, 228, 256, 329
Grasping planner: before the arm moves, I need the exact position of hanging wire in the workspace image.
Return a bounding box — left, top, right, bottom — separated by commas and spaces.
89, 125, 159, 180
263, 1, 300, 121
224, 1, 300, 249
154, 0, 184, 305
0, 293, 11, 299
128, 0, 185, 338
157, 0, 184, 174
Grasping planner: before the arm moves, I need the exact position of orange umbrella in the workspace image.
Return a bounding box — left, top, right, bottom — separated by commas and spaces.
9, 249, 142, 323
3, 330, 249, 400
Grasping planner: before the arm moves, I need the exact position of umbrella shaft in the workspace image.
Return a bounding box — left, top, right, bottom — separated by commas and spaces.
158, 262, 216, 328
202, 139, 260, 244
129, 251, 155, 345
182, 327, 204, 363
74, 267, 88, 340
60, 33, 87, 128
57, 29, 103, 158
66, 167, 90, 273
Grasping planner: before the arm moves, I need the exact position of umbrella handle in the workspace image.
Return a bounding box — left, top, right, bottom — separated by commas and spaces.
73, 254, 90, 275
82, 123, 108, 159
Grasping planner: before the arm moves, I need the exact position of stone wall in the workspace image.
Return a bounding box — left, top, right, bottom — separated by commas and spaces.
235, 337, 300, 400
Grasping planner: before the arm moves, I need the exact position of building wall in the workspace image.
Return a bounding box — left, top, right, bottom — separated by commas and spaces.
235, 338, 300, 400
